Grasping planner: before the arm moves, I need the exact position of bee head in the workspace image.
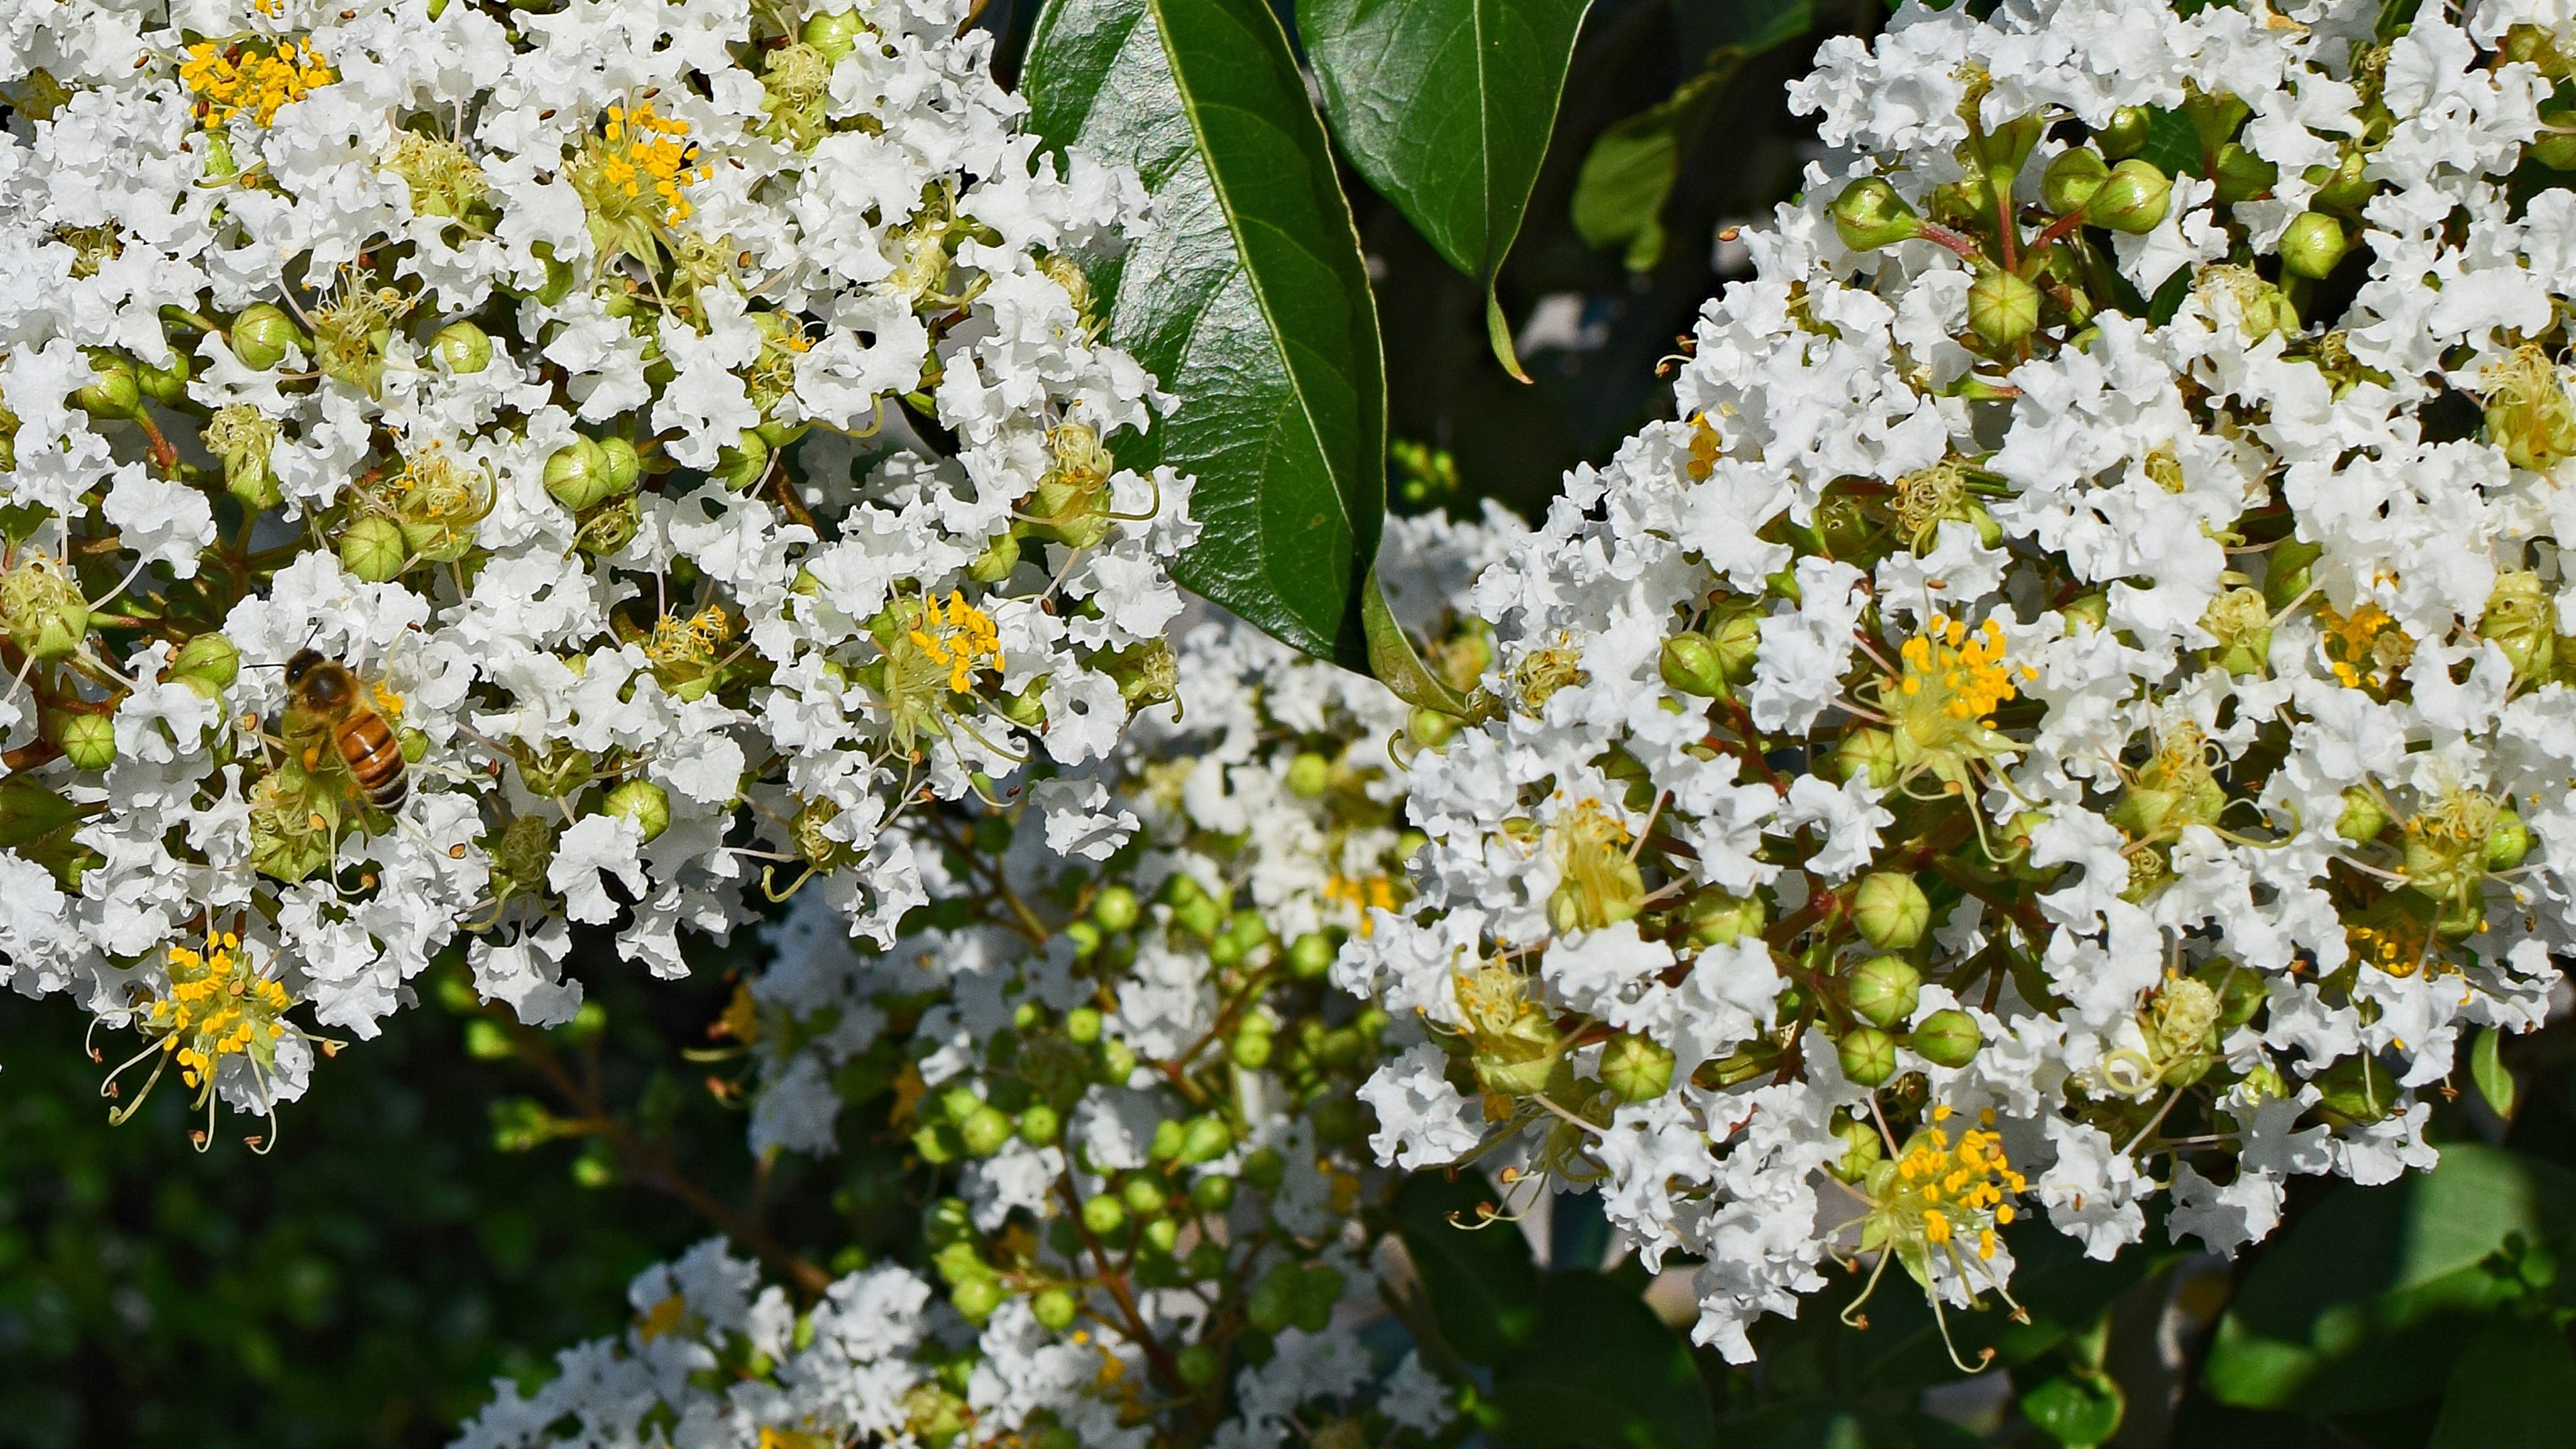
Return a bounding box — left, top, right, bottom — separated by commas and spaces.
284, 649, 353, 711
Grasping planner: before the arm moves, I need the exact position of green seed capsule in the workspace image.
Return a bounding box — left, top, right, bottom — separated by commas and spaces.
1065, 1007, 1103, 1044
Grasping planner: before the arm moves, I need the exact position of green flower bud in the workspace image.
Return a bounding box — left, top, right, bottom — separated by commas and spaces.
966, 531, 1020, 583
1285, 751, 1332, 798
1598, 1031, 1676, 1103
911, 1124, 957, 1163
951, 1276, 1004, 1324
1177, 1344, 1221, 1388
74, 352, 140, 419
1707, 612, 1761, 684
1148, 1118, 1185, 1165
599, 435, 641, 493
2084, 159, 2172, 234
1032, 1285, 1079, 1332
1091, 884, 1140, 932
54, 710, 115, 771
544, 437, 616, 511
2098, 106, 2152, 160
602, 779, 672, 844
1837, 1026, 1899, 1087
2061, 592, 2110, 634
1, 552, 91, 663
1835, 727, 1900, 789
1191, 1173, 1235, 1212
338, 515, 411, 582
431, 320, 494, 374
1015, 1102, 1061, 1146
1406, 706, 1458, 751
2310, 146, 2371, 209
1242, 1147, 1284, 1191
229, 304, 303, 370
1064, 916, 1104, 957
1288, 931, 1336, 979
1905, 1010, 1978, 1069
1831, 176, 1922, 251
1846, 955, 1921, 1029
1830, 1113, 1885, 1182
1231, 1029, 1274, 1069
2041, 148, 2110, 215
2488, 808, 2531, 871
168, 631, 240, 690
1080, 1192, 1126, 1235
1851, 872, 1931, 949
801, 7, 869, 62
961, 1105, 1014, 1157
2279, 211, 2351, 280
1659, 630, 1731, 698
1066, 1007, 1102, 1044
1141, 1218, 1181, 1256
1680, 887, 1766, 950
1179, 1115, 1233, 1165
1967, 263, 2042, 351
137, 349, 191, 407
716, 429, 771, 489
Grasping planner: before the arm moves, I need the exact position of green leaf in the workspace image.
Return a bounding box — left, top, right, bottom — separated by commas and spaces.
1024, 0, 1385, 666
1296, 0, 1591, 379
0, 773, 89, 849
2472, 1025, 2518, 1119
2428, 1317, 2576, 1449
2203, 1144, 2575, 1413
1362, 567, 1493, 719
1568, 2, 1811, 272
2018, 1366, 2124, 1447
1392, 1169, 1540, 1365
1717, 1404, 1988, 1449
1490, 1269, 1713, 1449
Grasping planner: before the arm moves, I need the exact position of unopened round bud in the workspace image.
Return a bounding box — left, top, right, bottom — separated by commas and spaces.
961, 1105, 1014, 1157
1288, 931, 1336, 979
1837, 1026, 1899, 1087
1599, 1032, 1676, 1103
168, 631, 240, 689
2041, 147, 2110, 215
598, 435, 641, 493
431, 320, 494, 374
966, 531, 1019, 583
230, 304, 302, 370
2084, 159, 2172, 234
1018, 1103, 1062, 1146
1091, 884, 1140, 933
1831, 176, 1923, 252
1913, 1008, 1985, 1068
1032, 1285, 1079, 1331
55, 710, 115, 771
1967, 264, 2041, 351
338, 515, 410, 582
544, 437, 616, 511
1179, 1115, 1232, 1165
1124, 1171, 1169, 1214
716, 429, 770, 490
1079, 1193, 1126, 1235
2097, 105, 2152, 160
1177, 1344, 1220, 1388
1191, 1173, 1235, 1212
1230, 1028, 1273, 1069
602, 779, 671, 844
1681, 888, 1766, 949
137, 350, 192, 407
1835, 727, 1900, 789
1406, 706, 1457, 751
2279, 211, 2351, 280
1065, 1006, 1103, 1044
1830, 1114, 1884, 1182
2334, 786, 2387, 845
951, 1276, 1004, 1323
1851, 872, 1932, 949
2488, 808, 2532, 871
74, 353, 140, 419
1285, 751, 1331, 798
802, 7, 868, 62
1707, 612, 1760, 684
1846, 955, 1922, 1029
1659, 631, 1730, 698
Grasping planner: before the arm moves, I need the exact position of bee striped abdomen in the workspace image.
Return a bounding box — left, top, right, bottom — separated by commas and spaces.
338, 714, 407, 810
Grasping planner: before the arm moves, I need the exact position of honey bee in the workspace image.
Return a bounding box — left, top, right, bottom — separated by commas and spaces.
282, 649, 406, 810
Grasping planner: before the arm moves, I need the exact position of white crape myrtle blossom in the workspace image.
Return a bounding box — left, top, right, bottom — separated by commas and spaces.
1345, 0, 2576, 1368
0, 0, 1193, 1137
460, 510, 1515, 1448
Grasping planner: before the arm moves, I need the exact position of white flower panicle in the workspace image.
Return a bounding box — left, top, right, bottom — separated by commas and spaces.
456, 510, 1518, 1449
0, 0, 1193, 1134
1348, 0, 2576, 1366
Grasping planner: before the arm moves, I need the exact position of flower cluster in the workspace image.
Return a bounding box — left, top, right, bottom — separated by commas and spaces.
1345, 0, 2576, 1364
0, 0, 1192, 1127
456, 510, 1517, 1448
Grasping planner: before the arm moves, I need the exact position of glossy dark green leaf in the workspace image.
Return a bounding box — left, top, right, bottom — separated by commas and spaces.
0, 773, 87, 848
2019, 1366, 2124, 1447
1717, 1403, 1987, 1449
1024, 0, 1385, 665
1297, 0, 1590, 378
1393, 1169, 1540, 1365
1569, 1, 1811, 272
1491, 1269, 1713, 1449
2202, 1144, 2575, 1413
2428, 1316, 2576, 1449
